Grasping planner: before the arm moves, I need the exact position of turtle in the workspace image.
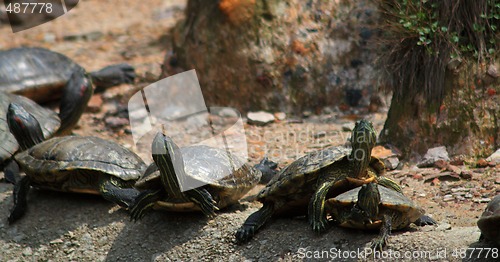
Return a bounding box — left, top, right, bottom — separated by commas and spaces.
0, 47, 135, 103
235, 119, 402, 243
0, 68, 93, 171
327, 182, 437, 250
129, 132, 278, 221
477, 194, 500, 246
6, 102, 147, 223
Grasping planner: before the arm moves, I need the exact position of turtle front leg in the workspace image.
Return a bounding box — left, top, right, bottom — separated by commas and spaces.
129, 189, 164, 222
309, 181, 334, 233
371, 213, 392, 251
99, 179, 141, 209
3, 160, 20, 185
185, 187, 218, 217
235, 202, 275, 244
8, 176, 31, 224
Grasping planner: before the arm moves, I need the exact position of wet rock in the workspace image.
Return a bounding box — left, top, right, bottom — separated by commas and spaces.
247, 111, 275, 126
486, 148, 500, 165
417, 146, 450, 168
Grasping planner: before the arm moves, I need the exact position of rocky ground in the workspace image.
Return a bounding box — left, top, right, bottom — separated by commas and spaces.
0, 0, 499, 261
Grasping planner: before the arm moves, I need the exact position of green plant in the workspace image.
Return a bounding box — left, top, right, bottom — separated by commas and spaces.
375, 0, 500, 108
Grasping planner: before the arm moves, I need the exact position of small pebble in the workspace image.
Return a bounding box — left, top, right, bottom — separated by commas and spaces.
105, 117, 129, 128
486, 148, 500, 164
384, 156, 400, 170
443, 194, 454, 201
341, 123, 355, 132
86, 95, 103, 113
247, 111, 275, 126
436, 223, 452, 231
476, 158, 488, 167
274, 112, 286, 121
417, 146, 450, 167
218, 108, 239, 118
473, 198, 491, 203
22, 247, 32, 256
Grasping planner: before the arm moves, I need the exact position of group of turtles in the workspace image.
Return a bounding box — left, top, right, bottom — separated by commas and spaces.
1, 47, 498, 250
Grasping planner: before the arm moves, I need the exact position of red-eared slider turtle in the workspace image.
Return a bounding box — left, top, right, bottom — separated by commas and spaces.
129, 132, 277, 221
0, 68, 92, 170
235, 120, 402, 243
0, 47, 135, 103
6, 103, 146, 223
477, 194, 500, 246
327, 182, 437, 250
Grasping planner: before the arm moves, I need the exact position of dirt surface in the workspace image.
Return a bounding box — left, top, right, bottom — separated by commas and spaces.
0, 0, 499, 261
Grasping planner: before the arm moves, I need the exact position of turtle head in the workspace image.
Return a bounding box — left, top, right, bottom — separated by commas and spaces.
7, 103, 45, 150
350, 120, 376, 152
356, 182, 381, 220
349, 119, 377, 176
57, 68, 93, 136
151, 132, 185, 198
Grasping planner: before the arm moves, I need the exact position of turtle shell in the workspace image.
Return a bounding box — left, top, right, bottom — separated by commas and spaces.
257, 146, 351, 201
135, 145, 261, 211
15, 136, 146, 194
328, 185, 424, 230
0, 47, 82, 103
0, 92, 60, 166
477, 194, 500, 245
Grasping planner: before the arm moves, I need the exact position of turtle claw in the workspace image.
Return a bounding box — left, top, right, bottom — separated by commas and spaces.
186, 188, 219, 218
310, 216, 329, 233
198, 197, 218, 218
235, 226, 254, 244
370, 236, 388, 251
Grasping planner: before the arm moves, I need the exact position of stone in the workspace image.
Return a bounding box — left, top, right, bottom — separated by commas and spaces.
384, 157, 400, 170
247, 111, 275, 126
217, 108, 239, 118
487, 64, 499, 78
341, 122, 355, 132
22, 247, 33, 256
436, 222, 452, 231
417, 146, 450, 168
486, 148, 500, 165
86, 95, 103, 113
105, 117, 129, 128
476, 158, 488, 168
273, 112, 286, 121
